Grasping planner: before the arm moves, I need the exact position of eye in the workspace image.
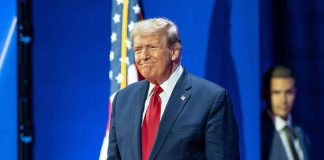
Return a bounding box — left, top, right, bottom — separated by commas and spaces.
286, 89, 295, 95
271, 90, 280, 95
147, 45, 159, 52
134, 48, 142, 54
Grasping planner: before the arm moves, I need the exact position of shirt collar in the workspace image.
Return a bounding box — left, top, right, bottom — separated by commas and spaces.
147, 65, 183, 96
268, 110, 292, 131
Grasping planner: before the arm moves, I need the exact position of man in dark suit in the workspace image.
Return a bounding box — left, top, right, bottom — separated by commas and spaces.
261, 66, 310, 160
108, 18, 239, 160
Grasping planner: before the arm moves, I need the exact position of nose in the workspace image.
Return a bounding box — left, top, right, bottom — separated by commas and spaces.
282, 93, 288, 105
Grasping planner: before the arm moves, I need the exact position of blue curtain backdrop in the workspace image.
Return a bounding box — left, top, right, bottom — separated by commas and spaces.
205, 0, 245, 158
261, 0, 324, 159
31, 0, 110, 159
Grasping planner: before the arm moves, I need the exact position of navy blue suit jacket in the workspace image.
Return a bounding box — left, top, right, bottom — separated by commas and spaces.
261, 111, 310, 160
108, 70, 239, 160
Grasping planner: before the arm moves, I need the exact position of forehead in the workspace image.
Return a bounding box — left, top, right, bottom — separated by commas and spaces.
133, 32, 167, 45
270, 77, 295, 89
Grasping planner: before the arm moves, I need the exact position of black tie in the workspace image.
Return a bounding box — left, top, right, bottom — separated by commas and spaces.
283, 126, 299, 160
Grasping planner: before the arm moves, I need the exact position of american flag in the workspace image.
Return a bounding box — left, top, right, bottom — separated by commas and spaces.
99, 0, 142, 159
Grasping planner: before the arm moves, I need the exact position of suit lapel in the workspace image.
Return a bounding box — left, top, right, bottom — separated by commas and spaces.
130, 81, 149, 160
293, 124, 309, 160
149, 70, 192, 160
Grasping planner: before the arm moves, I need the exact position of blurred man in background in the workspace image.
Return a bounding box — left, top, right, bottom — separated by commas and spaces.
261, 66, 310, 160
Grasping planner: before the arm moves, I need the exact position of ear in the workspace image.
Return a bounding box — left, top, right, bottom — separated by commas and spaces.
171, 43, 181, 61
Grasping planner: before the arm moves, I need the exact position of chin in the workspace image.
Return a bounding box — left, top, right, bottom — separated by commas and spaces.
142, 74, 155, 81
279, 113, 289, 118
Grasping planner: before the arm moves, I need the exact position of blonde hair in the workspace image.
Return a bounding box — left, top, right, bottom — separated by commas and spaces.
131, 18, 181, 47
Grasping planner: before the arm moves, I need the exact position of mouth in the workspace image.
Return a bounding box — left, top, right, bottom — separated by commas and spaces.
140, 62, 155, 67
279, 106, 290, 113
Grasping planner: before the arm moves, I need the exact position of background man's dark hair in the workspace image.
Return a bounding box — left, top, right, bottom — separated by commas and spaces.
261, 66, 295, 103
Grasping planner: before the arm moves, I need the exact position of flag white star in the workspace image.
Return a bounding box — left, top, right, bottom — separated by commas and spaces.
116, 0, 123, 5
111, 32, 117, 43
119, 57, 130, 65
109, 70, 113, 80
132, 4, 140, 14
126, 39, 132, 50
109, 51, 115, 61
113, 13, 121, 24
115, 73, 123, 84
128, 21, 135, 32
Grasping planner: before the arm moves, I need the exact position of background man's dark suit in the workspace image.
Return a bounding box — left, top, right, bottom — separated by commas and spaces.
261, 111, 310, 160
108, 70, 239, 160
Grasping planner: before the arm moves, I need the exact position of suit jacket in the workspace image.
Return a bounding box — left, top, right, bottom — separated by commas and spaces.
261, 111, 310, 160
108, 69, 239, 160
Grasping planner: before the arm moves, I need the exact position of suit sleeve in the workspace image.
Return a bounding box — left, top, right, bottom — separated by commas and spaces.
205, 90, 240, 160
107, 92, 121, 160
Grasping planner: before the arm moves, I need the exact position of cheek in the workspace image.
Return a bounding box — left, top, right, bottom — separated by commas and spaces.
134, 56, 140, 63
271, 106, 280, 115
270, 96, 278, 104
158, 55, 172, 66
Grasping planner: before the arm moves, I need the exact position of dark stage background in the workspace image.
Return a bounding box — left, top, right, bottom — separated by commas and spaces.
261, 0, 324, 158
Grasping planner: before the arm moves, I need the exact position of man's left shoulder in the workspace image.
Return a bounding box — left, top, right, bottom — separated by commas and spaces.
189, 73, 225, 92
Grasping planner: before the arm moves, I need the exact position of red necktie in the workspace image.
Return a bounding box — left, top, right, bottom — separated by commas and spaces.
141, 85, 163, 160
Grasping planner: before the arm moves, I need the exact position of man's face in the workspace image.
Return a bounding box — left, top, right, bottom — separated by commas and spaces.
270, 77, 296, 119
133, 31, 179, 84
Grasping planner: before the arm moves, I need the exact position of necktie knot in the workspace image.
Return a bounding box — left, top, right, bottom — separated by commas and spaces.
283, 125, 290, 133
153, 85, 163, 95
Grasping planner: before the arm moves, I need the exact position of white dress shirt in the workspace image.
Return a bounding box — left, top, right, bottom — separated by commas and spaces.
271, 113, 304, 160
142, 65, 183, 123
